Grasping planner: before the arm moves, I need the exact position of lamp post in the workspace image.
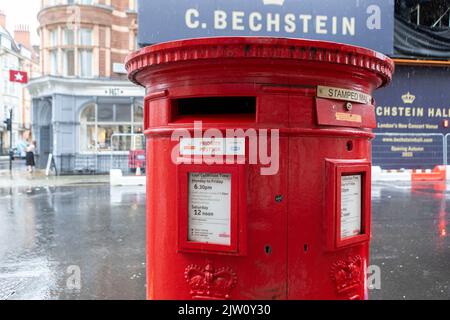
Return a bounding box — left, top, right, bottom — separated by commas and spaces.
3, 108, 13, 172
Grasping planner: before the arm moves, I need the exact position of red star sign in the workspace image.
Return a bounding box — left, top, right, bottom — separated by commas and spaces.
9, 70, 28, 84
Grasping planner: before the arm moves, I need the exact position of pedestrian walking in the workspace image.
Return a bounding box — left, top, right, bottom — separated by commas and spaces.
26, 141, 36, 173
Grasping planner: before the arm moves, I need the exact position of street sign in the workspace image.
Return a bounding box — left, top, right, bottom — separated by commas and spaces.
138, 0, 394, 54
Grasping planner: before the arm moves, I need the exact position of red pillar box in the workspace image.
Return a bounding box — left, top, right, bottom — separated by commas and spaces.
125, 37, 394, 300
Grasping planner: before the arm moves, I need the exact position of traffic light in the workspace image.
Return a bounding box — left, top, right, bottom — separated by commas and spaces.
3, 118, 11, 131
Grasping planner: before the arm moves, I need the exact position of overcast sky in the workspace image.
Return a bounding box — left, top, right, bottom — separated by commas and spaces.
0, 0, 40, 45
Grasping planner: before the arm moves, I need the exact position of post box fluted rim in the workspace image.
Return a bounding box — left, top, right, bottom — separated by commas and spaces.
125, 37, 394, 87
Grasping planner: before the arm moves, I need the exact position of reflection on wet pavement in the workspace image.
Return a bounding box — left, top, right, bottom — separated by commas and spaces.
0, 181, 146, 300
371, 181, 450, 300
0, 176, 448, 300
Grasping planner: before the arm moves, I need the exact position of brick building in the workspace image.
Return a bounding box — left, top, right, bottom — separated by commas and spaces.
28, 0, 144, 172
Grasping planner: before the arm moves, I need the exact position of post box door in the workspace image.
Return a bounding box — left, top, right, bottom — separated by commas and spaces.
174, 136, 290, 300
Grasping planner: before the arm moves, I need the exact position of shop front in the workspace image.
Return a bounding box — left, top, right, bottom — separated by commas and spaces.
28, 76, 145, 173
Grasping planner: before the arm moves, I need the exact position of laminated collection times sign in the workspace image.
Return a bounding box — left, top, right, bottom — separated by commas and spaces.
138, 0, 394, 54
373, 66, 450, 169
188, 173, 232, 246
341, 175, 362, 240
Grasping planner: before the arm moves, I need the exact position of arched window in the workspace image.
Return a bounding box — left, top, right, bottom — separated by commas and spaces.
80, 103, 144, 152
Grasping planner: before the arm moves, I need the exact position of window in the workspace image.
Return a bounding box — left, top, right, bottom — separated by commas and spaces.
98, 104, 114, 122
79, 29, 92, 46
116, 104, 132, 122
97, 125, 132, 151
63, 49, 75, 76
80, 104, 144, 152
63, 29, 75, 45
50, 50, 58, 75
129, 0, 138, 11
45, 0, 94, 6
50, 29, 59, 47
80, 124, 97, 152
81, 104, 95, 122
134, 104, 144, 123
79, 49, 93, 77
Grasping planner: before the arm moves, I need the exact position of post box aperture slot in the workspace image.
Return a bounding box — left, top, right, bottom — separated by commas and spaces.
325, 161, 371, 250
177, 165, 246, 255
171, 97, 256, 123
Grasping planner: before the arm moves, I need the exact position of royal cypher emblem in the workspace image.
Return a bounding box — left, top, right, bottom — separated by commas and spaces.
185, 262, 238, 300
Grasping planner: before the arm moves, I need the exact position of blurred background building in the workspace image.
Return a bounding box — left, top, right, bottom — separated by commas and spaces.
27, 0, 144, 172
8, 0, 450, 173
0, 11, 40, 157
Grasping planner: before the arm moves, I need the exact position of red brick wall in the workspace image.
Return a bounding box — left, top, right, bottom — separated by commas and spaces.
38, 1, 137, 78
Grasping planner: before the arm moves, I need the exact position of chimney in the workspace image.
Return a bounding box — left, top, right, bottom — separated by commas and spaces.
14, 25, 31, 49
0, 11, 6, 29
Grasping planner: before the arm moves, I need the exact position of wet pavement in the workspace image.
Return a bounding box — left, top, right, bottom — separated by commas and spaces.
0, 175, 448, 300
0, 158, 26, 173
0, 175, 146, 300
371, 181, 449, 300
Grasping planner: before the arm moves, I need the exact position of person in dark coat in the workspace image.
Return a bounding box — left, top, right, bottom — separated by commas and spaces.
26, 141, 36, 173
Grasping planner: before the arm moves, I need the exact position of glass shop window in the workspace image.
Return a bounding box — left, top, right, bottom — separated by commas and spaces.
80, 103, 144, 152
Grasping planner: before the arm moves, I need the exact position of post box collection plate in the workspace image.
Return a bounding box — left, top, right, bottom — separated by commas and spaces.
188, 172, 232, 246
177, 164, 246, 255
315, 98, 377, 128
126, 37, 394, 300
325, 160, 372, 251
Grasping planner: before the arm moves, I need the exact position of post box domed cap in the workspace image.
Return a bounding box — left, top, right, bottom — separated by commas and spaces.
125, 37, 394, 87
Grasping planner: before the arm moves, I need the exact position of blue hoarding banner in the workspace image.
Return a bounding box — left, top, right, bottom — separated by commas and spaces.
373, 66, 450, 169
138, 0, 394, 54
372, 134, 444, 170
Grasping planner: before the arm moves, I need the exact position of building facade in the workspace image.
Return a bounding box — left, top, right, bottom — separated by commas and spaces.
28, 0, 144, 172
0, 12, 40, 156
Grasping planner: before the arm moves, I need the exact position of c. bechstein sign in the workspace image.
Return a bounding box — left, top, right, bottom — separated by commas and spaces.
138, 0, 394, 54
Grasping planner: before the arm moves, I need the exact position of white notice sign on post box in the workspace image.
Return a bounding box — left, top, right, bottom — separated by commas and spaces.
340, 175, 362, 239
188, 173, 232, 245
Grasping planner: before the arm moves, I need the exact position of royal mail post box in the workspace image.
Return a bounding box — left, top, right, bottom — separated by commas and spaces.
125, 37, 393, 300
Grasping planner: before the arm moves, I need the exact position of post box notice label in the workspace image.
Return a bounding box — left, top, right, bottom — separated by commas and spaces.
188, 173, 232, 246
317, 86, 372, 105
340, 175, 362, 239
180, 138, 245, 156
